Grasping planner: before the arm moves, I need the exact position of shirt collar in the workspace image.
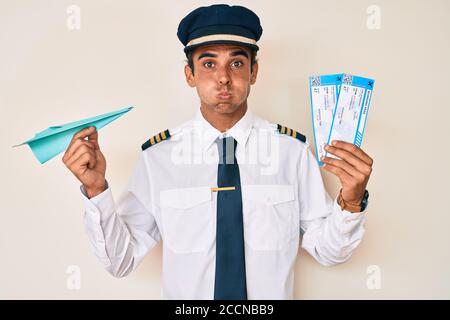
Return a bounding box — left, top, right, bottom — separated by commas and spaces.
193, 107, 255, 151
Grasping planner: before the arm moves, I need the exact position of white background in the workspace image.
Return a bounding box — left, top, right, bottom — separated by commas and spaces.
1, 0, 449, 299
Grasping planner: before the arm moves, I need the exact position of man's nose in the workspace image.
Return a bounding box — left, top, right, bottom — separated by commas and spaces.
217, 65, 231, 86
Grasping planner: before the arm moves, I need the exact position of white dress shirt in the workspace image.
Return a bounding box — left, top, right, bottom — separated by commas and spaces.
81, 108, 367, 299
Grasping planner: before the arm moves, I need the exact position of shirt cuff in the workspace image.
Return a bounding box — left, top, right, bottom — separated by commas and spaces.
333, 196, 367, 235
80, 181, 115, 224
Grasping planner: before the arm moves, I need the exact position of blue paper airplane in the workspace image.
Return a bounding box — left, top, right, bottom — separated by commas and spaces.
14, 106, 133, 164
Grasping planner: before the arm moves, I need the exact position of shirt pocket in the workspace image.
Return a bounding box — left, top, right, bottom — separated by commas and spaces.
242, 184, 297, 251
160, 186, 214, 254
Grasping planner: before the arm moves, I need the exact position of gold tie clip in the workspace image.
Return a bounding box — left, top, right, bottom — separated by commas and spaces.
211, 186, 236, 192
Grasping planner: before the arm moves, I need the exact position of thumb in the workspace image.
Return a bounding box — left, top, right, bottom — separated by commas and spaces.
87, 127, 100, 150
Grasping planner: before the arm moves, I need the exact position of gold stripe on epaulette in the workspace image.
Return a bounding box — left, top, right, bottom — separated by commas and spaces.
142, 129, 172, 151
291, 130, 297, 138
277, 123, 306, 143
286, 127, 292, 136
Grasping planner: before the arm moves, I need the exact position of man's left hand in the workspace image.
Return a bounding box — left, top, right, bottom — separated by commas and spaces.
321, 140, 373, 204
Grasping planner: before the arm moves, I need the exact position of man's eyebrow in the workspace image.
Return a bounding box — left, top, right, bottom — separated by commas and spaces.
230, 50, 249, 59
197, 52, 217, 60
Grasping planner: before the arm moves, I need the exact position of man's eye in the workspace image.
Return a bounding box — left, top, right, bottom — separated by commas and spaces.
203, 61, 214, 68
232, 61, 243, 68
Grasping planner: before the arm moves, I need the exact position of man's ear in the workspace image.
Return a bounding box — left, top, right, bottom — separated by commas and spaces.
184, 64, 196, 87
250, 61, 259, 85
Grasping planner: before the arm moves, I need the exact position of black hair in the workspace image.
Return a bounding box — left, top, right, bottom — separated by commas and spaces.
186, 48, 258, 75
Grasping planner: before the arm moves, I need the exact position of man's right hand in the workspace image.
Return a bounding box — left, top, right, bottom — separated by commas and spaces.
63, 126, 107, 199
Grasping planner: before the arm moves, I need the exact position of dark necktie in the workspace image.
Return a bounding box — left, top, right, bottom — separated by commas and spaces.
214, 136, 247, 300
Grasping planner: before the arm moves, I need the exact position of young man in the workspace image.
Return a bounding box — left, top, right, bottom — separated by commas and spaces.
63, 4, 373, 299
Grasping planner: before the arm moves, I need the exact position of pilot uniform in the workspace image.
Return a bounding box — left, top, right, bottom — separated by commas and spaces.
81, 4, 368, 300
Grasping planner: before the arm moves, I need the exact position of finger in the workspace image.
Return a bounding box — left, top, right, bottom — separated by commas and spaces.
329, 140, 373, 166
87, 129, 100, 150
94, 148, 105, 163
73, 126, 97, 141
322, 161, 354, 183
66, 145, 96, 170
87, 153, 97, 169
63, 139, 96, 163
68, 139, 95, 155
321, 156, 365, 180
65, 127, 97, 158
324, 145, 372, 176
74, 152, 97, 171
66, 144, 96, 169
69, 150, 97, 171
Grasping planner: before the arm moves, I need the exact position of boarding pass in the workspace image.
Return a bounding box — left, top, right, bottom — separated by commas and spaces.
309, 73, 375, 165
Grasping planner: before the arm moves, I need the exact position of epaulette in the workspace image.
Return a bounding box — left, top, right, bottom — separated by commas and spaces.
141, 129, 171, 151
276, 124, 306, 143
